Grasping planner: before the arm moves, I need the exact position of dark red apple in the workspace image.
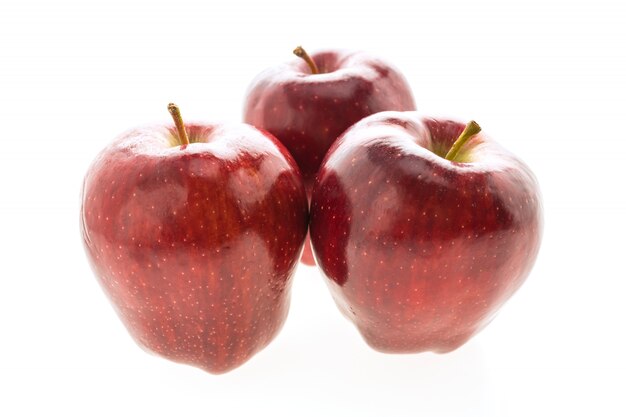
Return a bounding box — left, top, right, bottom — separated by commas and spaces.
243, 46, 416, 264
80, 104, 308, 373
309, 111, 542, 353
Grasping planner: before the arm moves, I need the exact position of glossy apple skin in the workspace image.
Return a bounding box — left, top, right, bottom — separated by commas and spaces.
80, 123, 308, 373
310, 112, 542, 353
243, 49, 416, 264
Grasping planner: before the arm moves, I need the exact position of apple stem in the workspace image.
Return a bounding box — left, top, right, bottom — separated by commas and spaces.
167, 103, 190, 146
445, 121, 482, 161
293, 46, 320, 74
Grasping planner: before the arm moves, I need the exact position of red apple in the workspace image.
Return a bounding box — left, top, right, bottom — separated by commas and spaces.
309, 111, 542, 353
243, 46, 416, 264
80, 104, 308, 373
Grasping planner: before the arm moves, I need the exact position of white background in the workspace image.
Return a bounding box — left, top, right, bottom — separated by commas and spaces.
1, 0, 624, 415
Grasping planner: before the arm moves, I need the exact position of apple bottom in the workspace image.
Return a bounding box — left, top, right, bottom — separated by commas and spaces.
320, 238, 533, 355
326, 278, 492, 354
127, 306, 290, 374
92, 238, 294, 374
358, 330, 475, 355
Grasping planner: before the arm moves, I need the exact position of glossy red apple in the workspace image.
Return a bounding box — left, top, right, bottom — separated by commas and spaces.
243, 46, 416, 264
310, 111, 542, 353
80, 104, 308, 373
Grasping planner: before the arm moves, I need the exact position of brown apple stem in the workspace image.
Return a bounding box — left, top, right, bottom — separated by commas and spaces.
167, 103, 190, 146
293, 46, 320, 74
445, 120, 481, 161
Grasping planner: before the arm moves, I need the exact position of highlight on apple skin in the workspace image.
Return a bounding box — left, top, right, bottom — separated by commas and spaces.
309, 111, 543, 353
80, 104, 309, 374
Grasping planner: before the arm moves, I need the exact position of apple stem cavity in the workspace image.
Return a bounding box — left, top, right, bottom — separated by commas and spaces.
167, 103, 190, 146
293, 46, 320, 74
445, 120, 482, 162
